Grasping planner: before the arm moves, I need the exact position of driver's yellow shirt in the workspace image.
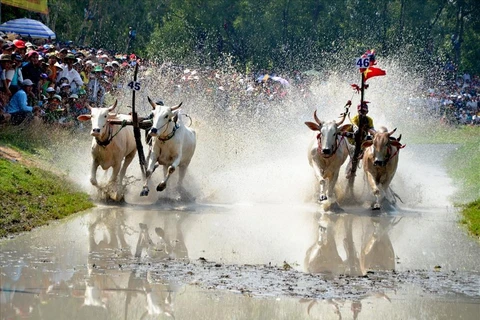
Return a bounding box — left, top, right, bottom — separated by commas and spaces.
351, 115, 374, 130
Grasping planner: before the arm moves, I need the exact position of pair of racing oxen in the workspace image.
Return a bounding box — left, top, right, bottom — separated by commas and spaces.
77, 97, 196, 201
78, 99, 403, 209
305, 110, 405, 210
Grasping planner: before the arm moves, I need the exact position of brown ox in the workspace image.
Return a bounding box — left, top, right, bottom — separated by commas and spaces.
362, 127, 405, 210
305, 111, 348, 207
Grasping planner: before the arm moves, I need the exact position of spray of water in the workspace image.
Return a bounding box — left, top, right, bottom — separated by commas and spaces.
47, 55, 455, 208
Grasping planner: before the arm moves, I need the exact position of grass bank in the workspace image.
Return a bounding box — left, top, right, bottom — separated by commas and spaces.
410, 124, 480, 238
0, 158, 93, 237
0, 124, 94, 237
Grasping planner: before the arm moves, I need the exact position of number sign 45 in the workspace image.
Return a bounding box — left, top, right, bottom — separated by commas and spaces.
127, 81, 141, 91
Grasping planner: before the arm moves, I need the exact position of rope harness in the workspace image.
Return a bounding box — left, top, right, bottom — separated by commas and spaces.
373, 140, 406, 167
96, 119, 128, 147
158, 122, 179, 142
316, 132, 345, 158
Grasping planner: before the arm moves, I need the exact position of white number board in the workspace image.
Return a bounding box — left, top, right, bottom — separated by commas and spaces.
355, 57, 371, 69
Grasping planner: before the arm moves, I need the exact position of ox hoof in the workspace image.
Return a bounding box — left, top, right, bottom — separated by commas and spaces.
140, 188, 150, 197
157, 182, 167, 192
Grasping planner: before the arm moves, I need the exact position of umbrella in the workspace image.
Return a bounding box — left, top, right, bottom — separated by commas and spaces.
0, 18, 56, 39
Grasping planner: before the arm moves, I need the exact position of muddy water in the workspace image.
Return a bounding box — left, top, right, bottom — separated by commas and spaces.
1, 144, 479, 320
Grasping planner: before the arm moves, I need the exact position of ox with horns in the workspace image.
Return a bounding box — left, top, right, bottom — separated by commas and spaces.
305, 111, 349, 207
77, 101, 137, 199
362, 127, 405, 210
140, 97, 196, 198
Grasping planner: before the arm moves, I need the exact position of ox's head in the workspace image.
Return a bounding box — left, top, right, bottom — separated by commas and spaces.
77, 101, 118, 137
147, 96, 182, 137
362, 128, 403, 167
305, 110, 346, 156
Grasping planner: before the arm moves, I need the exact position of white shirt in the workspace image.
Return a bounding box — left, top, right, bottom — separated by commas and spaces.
56, 66, 83, 93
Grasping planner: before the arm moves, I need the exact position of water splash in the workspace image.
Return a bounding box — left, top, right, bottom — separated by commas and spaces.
49, 56, 456, 208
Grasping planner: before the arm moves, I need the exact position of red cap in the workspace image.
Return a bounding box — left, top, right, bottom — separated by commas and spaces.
27, 50, 39, 58
13, 39, 26, 49
357, 101, 370, 111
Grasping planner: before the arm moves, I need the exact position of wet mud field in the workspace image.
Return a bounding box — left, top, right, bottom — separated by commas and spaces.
1, 144, 480, 319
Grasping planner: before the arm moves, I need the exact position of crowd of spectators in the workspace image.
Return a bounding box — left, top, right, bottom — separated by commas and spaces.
0, 33, 139, 127
425, 73, 480, 126
0, 32, 478, 128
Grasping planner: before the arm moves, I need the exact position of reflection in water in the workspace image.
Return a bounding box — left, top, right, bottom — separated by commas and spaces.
0, 207, 189, 319
305, 211, 400, 276
85, 208, 188, 319
304, 211, 400, 319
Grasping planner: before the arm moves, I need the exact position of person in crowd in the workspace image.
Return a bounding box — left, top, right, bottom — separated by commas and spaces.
45, 86, 56, 98
59, 82, 72, 100
12, 39, 27, 61
80, 61, 93, 86
1, 41, 15, 56
56, 53, 83, 94
46, 53, 61, 83
0, 53, 14, 97
42, 94, 64, 125
56, 48, 68, 65
9, 53, 24, 90
21, 51, 43, 96
38, 73, 50, 96
4, 79, 40, 125
87, 65, 106, 107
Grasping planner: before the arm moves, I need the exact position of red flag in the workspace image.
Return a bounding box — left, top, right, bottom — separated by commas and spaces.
363, 67, 386, 81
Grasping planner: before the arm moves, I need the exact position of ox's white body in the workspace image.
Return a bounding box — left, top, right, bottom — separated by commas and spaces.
362, 127, 403, 210
305, 111, 349, 205
78, 102, 137, 192
141, 98, 196, 197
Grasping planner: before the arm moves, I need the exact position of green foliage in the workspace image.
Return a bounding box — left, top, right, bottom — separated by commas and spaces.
2, 0, 478, 72
1, 0, 468, 73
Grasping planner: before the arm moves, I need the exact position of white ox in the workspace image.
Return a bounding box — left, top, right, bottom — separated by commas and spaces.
362, 127, 404, 210
140, 97, 196, 198
77, 101, 137, 191
305, 111, 349, 205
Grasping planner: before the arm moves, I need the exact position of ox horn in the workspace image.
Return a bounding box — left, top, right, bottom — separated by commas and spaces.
313, 110, 322, 125
336, 112, 347, 126
397, 134, 402, 142
108, 100, 118, 112
147, 96, 156, 109
171, 102, 183, 111
388, 128, 397, 136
